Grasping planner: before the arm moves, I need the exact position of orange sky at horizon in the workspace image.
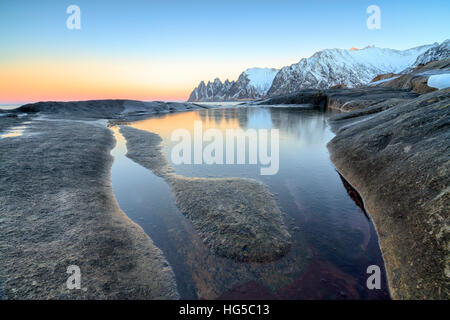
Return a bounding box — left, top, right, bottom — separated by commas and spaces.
0, 55, 291, 104
3, 0, 449, 105
0, 58, 196, 103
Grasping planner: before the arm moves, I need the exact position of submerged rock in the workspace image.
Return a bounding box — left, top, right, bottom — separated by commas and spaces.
119, 126, 292, 263
169, 176, 291, 262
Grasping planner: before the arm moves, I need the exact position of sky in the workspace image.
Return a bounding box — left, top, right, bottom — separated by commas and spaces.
0, 0, 449, 103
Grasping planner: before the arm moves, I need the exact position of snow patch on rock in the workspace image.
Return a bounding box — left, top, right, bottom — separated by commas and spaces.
428, 73, 450, 90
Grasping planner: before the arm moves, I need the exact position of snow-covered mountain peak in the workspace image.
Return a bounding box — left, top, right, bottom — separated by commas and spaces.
412, 40, 450, 67
188, 40, 449, 101
243, 68, 279, 95
188, 67, 279, 101
267, 43, 438, 96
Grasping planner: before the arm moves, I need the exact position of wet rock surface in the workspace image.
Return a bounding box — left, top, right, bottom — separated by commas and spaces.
327, 89, 450, 299
0, 119, 179, 299
119, 126, 292, 263
169, 176, 292, 262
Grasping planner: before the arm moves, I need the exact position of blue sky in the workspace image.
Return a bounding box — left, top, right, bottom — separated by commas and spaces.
1, 0, 449, 102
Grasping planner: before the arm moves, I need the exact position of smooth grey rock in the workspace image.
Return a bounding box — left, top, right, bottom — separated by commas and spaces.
0, 119, 179, 299
327, 89, 450, 299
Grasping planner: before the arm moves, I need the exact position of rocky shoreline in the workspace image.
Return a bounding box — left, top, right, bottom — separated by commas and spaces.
1, 89, 448, 299
259, 85, 449, 299
0, 101, 203, 299
327, 89, 449, 299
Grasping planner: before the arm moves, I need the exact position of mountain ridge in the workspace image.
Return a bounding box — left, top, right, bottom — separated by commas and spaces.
188, 40, 449, 101
188, 67, 278, 102
267, 43, 436, 96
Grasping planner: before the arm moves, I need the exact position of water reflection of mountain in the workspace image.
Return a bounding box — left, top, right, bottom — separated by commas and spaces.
197, 107, 330, 146
198, 108, 249, 128
268, 108, 329, 144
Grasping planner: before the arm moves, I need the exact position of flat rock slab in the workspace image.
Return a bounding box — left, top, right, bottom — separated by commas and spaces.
13, 99, 200, 121
0, 119, 179, 299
